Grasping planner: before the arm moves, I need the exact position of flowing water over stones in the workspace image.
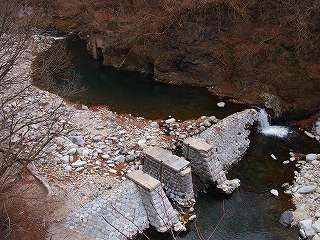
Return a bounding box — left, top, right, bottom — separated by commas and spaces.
258, 108, 290, 138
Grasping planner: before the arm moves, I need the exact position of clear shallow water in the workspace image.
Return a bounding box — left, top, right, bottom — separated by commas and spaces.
141, 130, 319, 240
63, 37, 245, 120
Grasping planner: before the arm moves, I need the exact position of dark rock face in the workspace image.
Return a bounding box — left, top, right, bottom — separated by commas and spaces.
39, 0, 320, 119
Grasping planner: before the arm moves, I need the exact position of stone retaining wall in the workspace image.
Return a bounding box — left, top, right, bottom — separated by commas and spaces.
199, 109, 257, 169
183, 137, 226, 184
143, 147, 195, 205
64, 171, 182, 239
64, 180, 149, 240
127, 170, 181, 232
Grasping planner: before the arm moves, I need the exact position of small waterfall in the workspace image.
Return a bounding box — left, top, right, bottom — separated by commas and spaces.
257, 109, 290, 138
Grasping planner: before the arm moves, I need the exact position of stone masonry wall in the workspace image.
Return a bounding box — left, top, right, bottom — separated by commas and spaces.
127, 170, 181, 232
183, 137, 226, 184
199, 109, 258, 169
64, 171, 182, 239
64, 180, 149, 240
143, 147, 195, 206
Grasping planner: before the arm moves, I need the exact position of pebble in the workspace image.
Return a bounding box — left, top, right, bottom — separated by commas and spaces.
101, 154, 110, 160
165, 118, 176, 124
297, 185, 317, 194
270, 189, 279, 196
64, 165, 72, 172
217, 102, 226, 108
150, 122, 159, 129
306, 154, 318, 161
71, 160, 87, 168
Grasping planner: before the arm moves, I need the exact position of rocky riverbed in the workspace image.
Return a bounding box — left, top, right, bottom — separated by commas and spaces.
5, 36, 226, 238
287, 122, 320, 240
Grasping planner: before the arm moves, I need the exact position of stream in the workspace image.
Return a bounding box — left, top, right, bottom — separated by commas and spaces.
34, 36, 319, 240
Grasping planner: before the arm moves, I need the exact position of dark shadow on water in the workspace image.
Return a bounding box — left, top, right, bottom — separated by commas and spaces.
63, 37, 245, 120
140, 129, 319, 240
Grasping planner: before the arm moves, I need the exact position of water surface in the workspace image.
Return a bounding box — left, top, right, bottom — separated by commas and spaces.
64, 37, 244, 120
142, 129, 319, 240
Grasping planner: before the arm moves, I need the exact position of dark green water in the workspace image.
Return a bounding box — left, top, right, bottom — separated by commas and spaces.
64, 37, 244, 120
141, 130, 319, 240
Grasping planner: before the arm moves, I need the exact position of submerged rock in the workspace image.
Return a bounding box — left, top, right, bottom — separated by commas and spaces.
279, 211, 294, 227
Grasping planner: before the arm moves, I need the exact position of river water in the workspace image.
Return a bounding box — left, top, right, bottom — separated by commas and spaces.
34, 37, 319, 240
143, 129, 319, 240
63, 37, 244, 120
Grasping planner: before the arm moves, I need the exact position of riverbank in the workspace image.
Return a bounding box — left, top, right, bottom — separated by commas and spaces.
6, 36, 226, 239
288, 123, 320, 239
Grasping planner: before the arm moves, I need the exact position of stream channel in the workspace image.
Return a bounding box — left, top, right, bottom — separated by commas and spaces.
36, 36, 320, 240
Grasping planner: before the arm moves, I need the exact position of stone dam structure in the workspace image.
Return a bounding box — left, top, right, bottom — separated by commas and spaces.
62, 109, 258, 239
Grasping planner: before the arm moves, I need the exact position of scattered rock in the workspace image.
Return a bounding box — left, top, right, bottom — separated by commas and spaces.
297, 185, 317, 194
306, 154, 318, 161
165, 118, 176, 124
68, 136, 85, 147
299, 219, 317, 238
270, 189, 279, 196
217, 102, 226, 108
71, 160, 87, 168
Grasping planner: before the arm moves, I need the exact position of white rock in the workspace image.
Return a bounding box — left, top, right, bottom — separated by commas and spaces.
305, 131, 316, 138
101, 154, 110, 160
312, 234, 320, 240
68, 136, 85, 147
150, 122, 159, 129
75, 167, 85, 172
108, 169, 117, 174
313, 220, 320, 233
92, 134, 104, 142
165, 118, 176, 124
217, 102, 226, 108
298, 185, 317, 194
67, 148, 77, 155
64, 165, 72, 172
81, 104, 89, 110
306, 154, 318, 161
271, 154, 277, 160
138, 139, 147, 147
299, 219, 317, 238
61, 156, 70, 164
270, 189, 279, 196
114, 155, 125, 163
71, 160, 87, 168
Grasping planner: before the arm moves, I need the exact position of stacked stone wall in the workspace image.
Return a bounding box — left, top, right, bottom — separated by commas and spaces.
143, 147, 194, 205
183, 137, 226, 184
199, 109, 257, 169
